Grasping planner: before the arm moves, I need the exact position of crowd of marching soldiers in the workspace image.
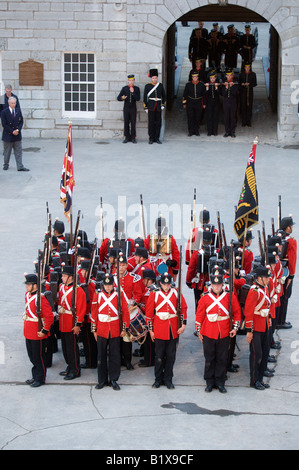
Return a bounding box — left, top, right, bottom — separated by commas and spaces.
183, 22, 257, 138
23, 207, 296, 393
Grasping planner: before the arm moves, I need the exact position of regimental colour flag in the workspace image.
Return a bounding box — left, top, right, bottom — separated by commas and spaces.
234, 139, 259, 240
60, 123, 75, 221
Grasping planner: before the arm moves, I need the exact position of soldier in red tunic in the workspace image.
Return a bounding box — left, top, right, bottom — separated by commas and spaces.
146, 272, 187, 389
244, 265, 272, 390
195, 272, 241, 393
23, 274, 54, 387
78, 259, 97, 369
240, 230, 254, 274
91, 273, 130, 390
57, 265, 87, 380
113, 252, 144, 370
277, 216, 297, 329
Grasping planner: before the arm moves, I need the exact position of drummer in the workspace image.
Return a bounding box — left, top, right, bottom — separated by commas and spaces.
144, 216, 180, 281
133, 246, 153, 275
113, 252, 144, 370
137, 268, 158, 368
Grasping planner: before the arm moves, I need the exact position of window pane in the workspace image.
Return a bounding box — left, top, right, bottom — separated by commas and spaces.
64, 52, 95, 115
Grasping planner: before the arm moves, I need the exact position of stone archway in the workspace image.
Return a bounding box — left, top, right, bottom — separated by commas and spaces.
127, 1, 299, 143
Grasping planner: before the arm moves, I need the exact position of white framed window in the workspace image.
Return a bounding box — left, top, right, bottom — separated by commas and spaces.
62, 52, 96, 118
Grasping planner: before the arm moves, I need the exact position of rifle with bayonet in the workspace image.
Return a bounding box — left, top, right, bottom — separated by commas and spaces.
36, 250, 44, 331
278, 195, 281, 230
217, 211, 223, 252
71, 244, 79, 328
73, 210, 81, 247
116, 254, 123, 333
257, 230, 263, 258
221, 222, 228, 255
81, 238, 98, 304
99, 197, 104, 245
261, 221, 269, 265
271, 217, 275, 237
42, 203, 52, 276
140, 194, 147, 240
177, 245, 183, 329
228, 242, 234, 333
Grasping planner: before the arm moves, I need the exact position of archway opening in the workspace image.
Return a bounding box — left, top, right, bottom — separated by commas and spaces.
162, 4, 280, 142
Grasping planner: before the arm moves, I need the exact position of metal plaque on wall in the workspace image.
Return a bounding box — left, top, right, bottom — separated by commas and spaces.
19, 59, 44, 86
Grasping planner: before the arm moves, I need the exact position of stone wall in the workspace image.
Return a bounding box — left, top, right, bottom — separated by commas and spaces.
0, 0, 298, 142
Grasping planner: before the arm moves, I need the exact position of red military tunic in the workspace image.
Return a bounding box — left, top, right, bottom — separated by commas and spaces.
91, 289, 130, 338
146, 287, 187, 340
195, 289, 241, 340
273, 258, 283, 306
23, 292, 54, 340
243, 247, 254, 274
285, 235, 297, 278
57, 283, 87, 333
83, 279, 96, 323
268, 275, 278, 319
114, 271, 144, 305
186, 248, 209, 290
244, 283, 271, 332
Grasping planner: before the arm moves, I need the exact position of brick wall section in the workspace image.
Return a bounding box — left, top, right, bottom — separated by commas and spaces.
0, 0, 298, 142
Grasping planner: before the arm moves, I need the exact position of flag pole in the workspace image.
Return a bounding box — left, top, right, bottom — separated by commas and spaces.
241, 213, 249, 270
68, 118, 73, 248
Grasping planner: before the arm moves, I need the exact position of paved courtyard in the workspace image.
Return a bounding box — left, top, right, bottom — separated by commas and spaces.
0, 132, 298, 450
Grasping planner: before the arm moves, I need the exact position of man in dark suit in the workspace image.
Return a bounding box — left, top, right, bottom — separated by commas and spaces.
0, 84, 21, 117
1, 96, 29, 171
117, 74, 140, 143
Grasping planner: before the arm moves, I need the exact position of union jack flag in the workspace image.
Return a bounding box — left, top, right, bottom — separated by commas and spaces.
234, 138, 259, 240
60, 123, 75, 221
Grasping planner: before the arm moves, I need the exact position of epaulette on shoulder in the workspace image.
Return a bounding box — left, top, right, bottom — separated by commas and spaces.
251, 285, 259, 291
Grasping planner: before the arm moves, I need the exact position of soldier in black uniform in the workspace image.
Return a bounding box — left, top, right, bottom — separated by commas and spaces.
143, 68, 166, 144
188, 28, 209, 69
188, 58, 207, 83
205, 70, 220, 136
239, 25, 256, 66
220, 69, 239, 138
207, 29, 222, 69
117, 74, 140, 143
182, 71, 206, 137
239, 63, 257, 127
222, 25, 240, 69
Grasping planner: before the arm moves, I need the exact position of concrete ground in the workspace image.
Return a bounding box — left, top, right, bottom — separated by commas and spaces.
0, 131, 298, 451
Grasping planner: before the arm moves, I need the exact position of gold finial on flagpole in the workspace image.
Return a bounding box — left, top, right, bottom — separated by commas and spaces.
68, 118, 72, 125
254, 135, 258, 144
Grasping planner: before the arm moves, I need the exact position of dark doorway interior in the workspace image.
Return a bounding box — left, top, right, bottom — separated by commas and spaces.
163, 4, 279, 142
